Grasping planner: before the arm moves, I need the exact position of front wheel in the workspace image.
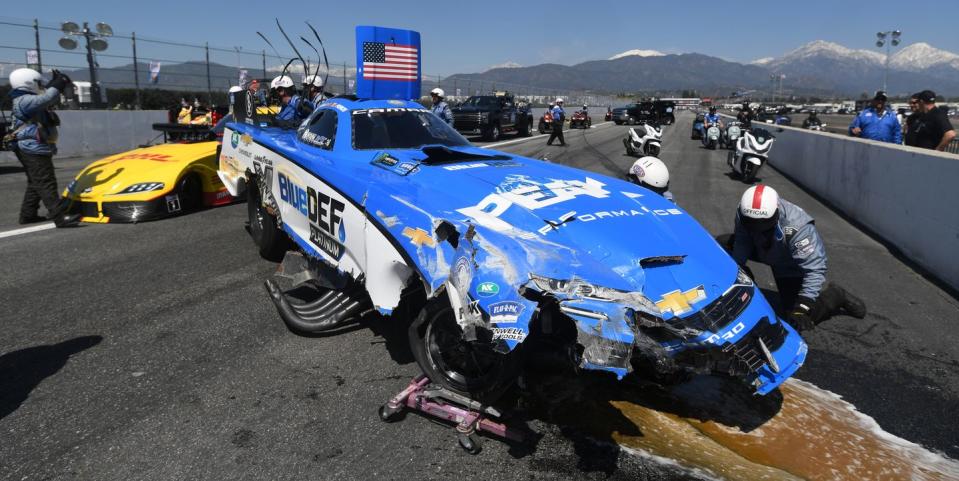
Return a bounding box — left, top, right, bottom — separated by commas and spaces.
483, 124, 501, 141
248, 183, 289, 261
409, 294, 519, 403
176, 173, 203, 213
645, 144, 660, 157
742, 160, 757, 183
518, 118, 532, 137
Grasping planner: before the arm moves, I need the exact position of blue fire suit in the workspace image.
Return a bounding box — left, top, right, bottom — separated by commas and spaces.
432, 100, 453, 125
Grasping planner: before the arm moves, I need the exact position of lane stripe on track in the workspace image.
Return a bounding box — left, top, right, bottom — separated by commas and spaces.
0, 222, 56, 239
483, 121, 613, 149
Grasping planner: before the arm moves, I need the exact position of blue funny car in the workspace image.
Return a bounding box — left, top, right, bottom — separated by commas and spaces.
217, 26, 805, 402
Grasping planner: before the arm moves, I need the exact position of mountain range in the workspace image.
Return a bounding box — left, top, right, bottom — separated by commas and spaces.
448, 41, 959, 98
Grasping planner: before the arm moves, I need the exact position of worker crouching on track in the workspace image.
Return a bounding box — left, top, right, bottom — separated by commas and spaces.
717, 185, 866, 331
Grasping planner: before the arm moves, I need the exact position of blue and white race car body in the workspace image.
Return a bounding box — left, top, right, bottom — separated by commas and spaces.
218, 95, 805, 395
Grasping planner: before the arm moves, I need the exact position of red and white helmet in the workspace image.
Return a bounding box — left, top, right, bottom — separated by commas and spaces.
739, 184, 780, 230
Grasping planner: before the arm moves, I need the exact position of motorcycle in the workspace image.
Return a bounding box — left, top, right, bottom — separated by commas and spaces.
702, 124, 721, 150
727, 128, 774, 183
538, 111, 553, 134
805, 122, 827, 131
623, 123, 663, 157
722, 121, 743, 149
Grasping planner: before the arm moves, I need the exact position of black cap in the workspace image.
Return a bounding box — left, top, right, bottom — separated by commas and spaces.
873, 90, 888, 101
917, 90, 937, 103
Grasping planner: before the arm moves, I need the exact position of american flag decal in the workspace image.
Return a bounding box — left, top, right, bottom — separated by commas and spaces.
362, 41, 418, 80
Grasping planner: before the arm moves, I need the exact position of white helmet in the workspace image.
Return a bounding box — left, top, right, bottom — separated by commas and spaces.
303, 75, 324, 88
430, 87, 445, 98
228, 85, 243, 93
555, 98, 564, 104
630, 156, 669, 194
10, 68, 44, 94
270, 75, 294, 90
739, 184, 780, 231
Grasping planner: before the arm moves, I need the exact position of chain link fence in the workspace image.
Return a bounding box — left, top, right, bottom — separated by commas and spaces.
0, 16, 622, 111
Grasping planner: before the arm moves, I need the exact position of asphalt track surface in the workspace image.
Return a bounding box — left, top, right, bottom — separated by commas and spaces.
1, 112, 958, 480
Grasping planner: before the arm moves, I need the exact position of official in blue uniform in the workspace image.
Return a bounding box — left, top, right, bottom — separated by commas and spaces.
429, 88, 453, 126
849, 91, 902, 144
721, 185, 866, 331
7, 68, 80, 227
547, 98, 566, 146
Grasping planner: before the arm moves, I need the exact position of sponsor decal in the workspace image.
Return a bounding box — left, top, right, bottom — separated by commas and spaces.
402, 227, 435, 247
489, 301, 524, 324
703, 320, 745, 345
655, 285, 707, 317
301, 130, 332, 149
277, 171, 346, 259
165, 194, 181, 213
108, 153, 175, 162
372, 152, 399, 167
477, 282, 500, 298
230, 131, 240, 148
240, 133, 252, 146
492, 327, 527, 342
451, 256, 472, 291
443, 161, 522, 171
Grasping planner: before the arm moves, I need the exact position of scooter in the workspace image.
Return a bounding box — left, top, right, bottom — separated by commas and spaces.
623, 123, 663, 157
702, 124, 721, 150
722, 122, 743, 149
727, 128, 774, 183
805, 122, 827, 131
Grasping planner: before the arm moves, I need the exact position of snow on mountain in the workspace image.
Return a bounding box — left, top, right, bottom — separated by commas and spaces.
486, 61, 522, 71
609, 49, 666, 60
776, 40, 885, 65
890, 42, 959, 70
750, 57, 774, 65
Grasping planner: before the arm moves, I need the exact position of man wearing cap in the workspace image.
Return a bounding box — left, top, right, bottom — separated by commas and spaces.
903, 93, 923, 147
719, 185, 866, 331
849, 91, 902, 144
547, 98, 566, 146
911, 90, 955, 151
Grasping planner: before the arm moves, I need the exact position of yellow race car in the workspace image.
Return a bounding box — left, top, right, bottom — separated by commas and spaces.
62, 119, 235, 223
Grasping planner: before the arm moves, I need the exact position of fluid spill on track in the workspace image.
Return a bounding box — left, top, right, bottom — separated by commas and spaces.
537, 376, 959, 480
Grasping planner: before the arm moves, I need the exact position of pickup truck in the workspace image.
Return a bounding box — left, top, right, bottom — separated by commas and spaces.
451, 92, 533, 141
611, 101, 657, 125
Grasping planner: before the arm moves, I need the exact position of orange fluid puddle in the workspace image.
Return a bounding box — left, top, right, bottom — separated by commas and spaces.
550, 377, 959, 480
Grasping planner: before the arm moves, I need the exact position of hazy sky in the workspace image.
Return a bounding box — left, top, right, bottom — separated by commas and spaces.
1, 0, 956, 76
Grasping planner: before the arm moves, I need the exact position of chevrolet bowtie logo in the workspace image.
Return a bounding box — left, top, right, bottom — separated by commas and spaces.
656, 286, 707, 316
402, 227, 435, 247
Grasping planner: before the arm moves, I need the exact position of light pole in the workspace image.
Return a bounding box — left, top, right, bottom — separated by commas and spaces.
876, 30, 902, 93
58, 21, 112, 108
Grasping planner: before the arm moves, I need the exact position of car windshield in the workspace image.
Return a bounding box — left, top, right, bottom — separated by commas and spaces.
352, 109, 470, 150
461, 96, 497, 107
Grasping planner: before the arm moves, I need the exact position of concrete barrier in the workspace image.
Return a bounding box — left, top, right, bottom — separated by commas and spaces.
1, 110, 168, 162
764, 124, 959, 291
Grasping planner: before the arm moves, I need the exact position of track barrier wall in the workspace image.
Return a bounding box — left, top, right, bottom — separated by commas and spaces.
1, 110, 168, 162
764, 124, 959, 291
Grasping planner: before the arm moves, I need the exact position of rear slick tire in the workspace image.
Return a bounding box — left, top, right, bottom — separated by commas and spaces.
248, 184, 289, 262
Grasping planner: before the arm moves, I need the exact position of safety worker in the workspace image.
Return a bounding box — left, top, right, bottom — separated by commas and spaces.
703, 106, 723, 138
302, 75, 327, 106
430, 88, 453, 126
849, 91, 901, 144
177, 98, 193, 124
629, 156, 673, 202
271, 75, 310, 127
6, 68, 80, 227
802, 111, 822, 129
720, 185, 866, 331
547, 98, 566, 146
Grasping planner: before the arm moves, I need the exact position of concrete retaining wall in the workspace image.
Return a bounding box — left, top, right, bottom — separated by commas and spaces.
766, 125, 959, 291
1, 110, 168, 162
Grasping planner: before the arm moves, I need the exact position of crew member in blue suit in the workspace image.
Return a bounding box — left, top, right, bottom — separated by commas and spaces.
720, 185, 866, 331
547, 98, 566, 146
849, 91, 902, 144
430, 88, 453, 125
6, 68, 80, 227
271, 75, 310, 127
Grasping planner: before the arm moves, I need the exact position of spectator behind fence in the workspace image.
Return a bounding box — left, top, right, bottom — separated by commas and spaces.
911, 90, 956, 151
849, 91, 901, 144
904, 93, 922, 147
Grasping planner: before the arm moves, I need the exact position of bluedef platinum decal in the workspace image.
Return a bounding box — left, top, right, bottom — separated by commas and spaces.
278, 171, 346, 259
488, 301, 524, 324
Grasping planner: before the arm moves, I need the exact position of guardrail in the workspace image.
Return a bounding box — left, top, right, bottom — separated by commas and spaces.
762, 123, 959, 292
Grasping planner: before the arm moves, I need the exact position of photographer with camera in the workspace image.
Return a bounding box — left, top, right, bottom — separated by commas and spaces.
5, 68, 80, 227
